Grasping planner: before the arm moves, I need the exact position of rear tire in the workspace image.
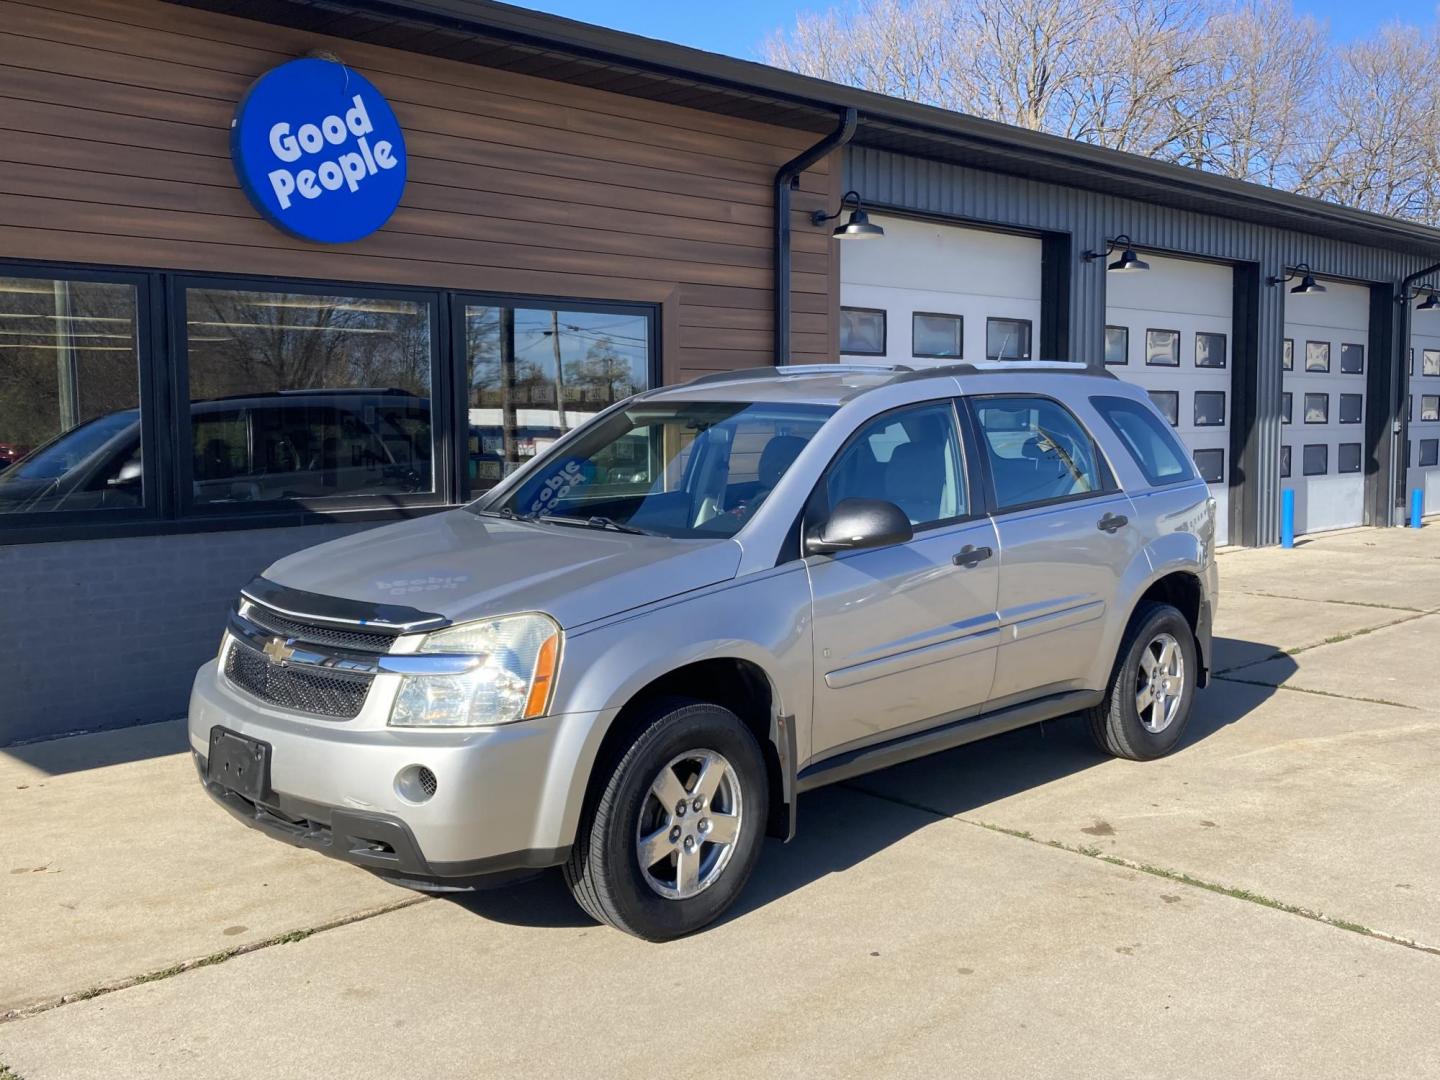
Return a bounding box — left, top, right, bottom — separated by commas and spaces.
1085, 601, 1197, 761
563, 700, 768, 941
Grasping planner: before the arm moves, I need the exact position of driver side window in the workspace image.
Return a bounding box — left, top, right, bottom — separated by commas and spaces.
826, 401, 967, 527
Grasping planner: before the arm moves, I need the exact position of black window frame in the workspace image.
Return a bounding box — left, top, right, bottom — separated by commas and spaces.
1280, 444, 1292, 478
450, 292, 661, 503
1303, 392, 1329, 424
910, 311, 964, 361
0, 258, 661, 545
1194, 331, 1227, 369
174, 274, 450, 520
1103, 325, 1129, 365
1282, 338, 1294, 371
1422, 395, 1440, 422
1337, 442, 1363, 474
1148, 389, 1180, 427
1192, 447, 1225, 485
1281, 391, 1293, 425
1302, 443, 1328, 476
1305, 340, 1331, 373
839, 306, 887, 357
963, 392, 1118, 515
1420, 439, 1439, 467
0, 263, 162, 542
1089, 394, 1198, 488
1145, 328, 1181, 367
984, 316, 1033, 361
1339, 343, 1364, 375
1338, 393, 1364, 425
1425, 349, 1440, 377
1193, 390, 1226, 428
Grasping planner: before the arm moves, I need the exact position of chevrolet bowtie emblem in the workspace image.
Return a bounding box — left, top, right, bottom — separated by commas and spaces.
262, 637, 296, 665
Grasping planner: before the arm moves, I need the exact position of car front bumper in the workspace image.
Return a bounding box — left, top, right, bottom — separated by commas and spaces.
188, 659, 598, 885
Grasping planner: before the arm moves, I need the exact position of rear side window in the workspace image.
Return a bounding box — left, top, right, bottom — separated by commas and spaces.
1090, 395, 1197, 487
971, 396, 1102, 509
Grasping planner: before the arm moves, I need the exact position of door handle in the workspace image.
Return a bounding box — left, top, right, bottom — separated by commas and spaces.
1097, 512, 1129, 533
952, 544, 993, 567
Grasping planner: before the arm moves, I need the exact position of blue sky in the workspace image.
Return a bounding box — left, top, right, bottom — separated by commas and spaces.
521, 1, 1438, 61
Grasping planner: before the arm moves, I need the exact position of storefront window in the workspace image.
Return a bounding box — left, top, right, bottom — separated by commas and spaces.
465, 303, 652, 491
0, 275, 142, 515
183, 286, 433, 506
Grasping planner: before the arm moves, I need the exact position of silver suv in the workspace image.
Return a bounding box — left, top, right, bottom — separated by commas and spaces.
190, 362, 1217, 940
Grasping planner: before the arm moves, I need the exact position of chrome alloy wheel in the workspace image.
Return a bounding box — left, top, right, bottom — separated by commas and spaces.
635, 749, 743, 900
1136, 631, 1185, 733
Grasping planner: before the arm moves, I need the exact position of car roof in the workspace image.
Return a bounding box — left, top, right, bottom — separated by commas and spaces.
645, 361, 1117, 407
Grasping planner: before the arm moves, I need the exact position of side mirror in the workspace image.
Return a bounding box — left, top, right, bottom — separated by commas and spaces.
805, 497, 913, 556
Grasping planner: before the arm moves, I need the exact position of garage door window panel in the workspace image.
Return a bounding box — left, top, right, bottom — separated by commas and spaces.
1423, 396, 1440, 422
840, 308, 886, 356
1339, 394, 1363, 424
1303, 444, 1328, 475
1338, 443, 1362, 474
1145, 329, 1180, 366
1306, 341, 1330, 373
1282, 339, 1294, 371
1304, 393, 1329, 424
1421, 349, 1440, 377
1421, 439, 1439, 467
1149, 390, 1179, 427
1281, 392, 1292, 425
1104, 326, 1129, 365
1340, 344, 1364, 375
1194, 391, 1226, 427
1280, 445, 1292, 478
1192, 448, 1224, 484
1195, 332, 1226, 369
912, 313, 963, 360
986, 318, 1032, 361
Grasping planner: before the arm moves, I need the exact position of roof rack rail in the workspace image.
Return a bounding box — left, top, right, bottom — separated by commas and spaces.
685, 362, 913, 387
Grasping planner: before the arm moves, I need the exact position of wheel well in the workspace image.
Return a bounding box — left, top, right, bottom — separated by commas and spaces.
1134, 571, 1205, 673
588, 658, 789, 838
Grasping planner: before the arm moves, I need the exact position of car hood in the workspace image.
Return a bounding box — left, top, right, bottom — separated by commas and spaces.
263, 509, 742, 630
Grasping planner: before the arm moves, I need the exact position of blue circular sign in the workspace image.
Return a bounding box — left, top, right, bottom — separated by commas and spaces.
231, 58, 407, 244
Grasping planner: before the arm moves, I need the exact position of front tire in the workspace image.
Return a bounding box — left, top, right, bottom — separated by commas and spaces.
1086, 601, 1198, 761
563, 700, 769, 941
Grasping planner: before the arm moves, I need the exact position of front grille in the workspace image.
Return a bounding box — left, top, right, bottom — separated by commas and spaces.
243, 602, 399, 653
224, 639, 373, 719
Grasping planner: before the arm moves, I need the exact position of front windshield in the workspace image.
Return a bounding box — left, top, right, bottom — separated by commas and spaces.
486, 400, 835, 539
8, 410, 139, 481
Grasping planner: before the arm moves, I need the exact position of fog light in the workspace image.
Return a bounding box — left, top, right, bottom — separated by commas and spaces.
395, 765, 438, 803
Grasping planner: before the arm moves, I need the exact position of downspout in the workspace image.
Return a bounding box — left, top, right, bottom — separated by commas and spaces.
1393, 260, 1440, 523
774, 107, 858, 362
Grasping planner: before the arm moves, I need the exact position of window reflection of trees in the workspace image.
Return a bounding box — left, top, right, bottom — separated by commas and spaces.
185, 290, 431, 400
0, 277, 139, 457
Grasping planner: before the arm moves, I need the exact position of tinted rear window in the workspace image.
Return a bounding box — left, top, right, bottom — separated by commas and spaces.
1091, 395, 1196, 487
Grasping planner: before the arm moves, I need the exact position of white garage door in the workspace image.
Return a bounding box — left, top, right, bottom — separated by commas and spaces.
1408, 329, 1440, 519
1104, 254, 1233, 545
839, 215, 1042, 367
1282, 281, 1369, 535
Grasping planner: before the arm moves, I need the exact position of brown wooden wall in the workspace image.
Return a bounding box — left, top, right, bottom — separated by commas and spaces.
0, 0, 841, 382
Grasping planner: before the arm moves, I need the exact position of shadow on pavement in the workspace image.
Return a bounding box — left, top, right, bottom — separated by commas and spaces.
0, 717, 188, 777
448, 639, 1297, 932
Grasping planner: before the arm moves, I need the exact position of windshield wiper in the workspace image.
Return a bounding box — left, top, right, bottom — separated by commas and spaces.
532, 513, 653, 536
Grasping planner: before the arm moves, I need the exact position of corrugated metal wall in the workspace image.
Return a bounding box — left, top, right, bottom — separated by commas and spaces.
847, 146, 1439, 544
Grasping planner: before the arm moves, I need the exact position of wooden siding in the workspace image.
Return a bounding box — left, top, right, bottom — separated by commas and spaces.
0, 0, 841, 379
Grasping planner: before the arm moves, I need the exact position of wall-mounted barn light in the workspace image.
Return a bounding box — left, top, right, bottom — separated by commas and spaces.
811, 190, 884, 240
1415, 289, 1440, 312
1268, 263, 1326, 294
1083, 235, 1149, 272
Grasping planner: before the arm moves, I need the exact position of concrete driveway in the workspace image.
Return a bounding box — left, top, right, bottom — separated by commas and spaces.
3, 525, 1438, 1079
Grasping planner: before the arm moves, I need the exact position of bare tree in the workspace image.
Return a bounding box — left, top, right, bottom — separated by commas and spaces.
765, 0, 1440, 224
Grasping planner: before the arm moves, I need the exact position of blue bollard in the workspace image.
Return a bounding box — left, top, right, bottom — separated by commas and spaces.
1281, 488, 1295, 548
1412, 488, 1424, 529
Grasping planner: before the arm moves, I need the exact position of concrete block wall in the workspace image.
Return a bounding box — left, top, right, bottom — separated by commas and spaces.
0, 523, 375, 745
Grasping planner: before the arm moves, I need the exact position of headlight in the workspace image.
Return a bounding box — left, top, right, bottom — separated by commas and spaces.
388, 613, 561, 727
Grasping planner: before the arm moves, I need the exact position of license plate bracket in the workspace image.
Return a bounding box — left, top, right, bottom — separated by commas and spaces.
206, 726, 272, 802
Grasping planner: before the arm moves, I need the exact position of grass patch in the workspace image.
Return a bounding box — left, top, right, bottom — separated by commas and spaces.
1, 1064, 26, 1080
